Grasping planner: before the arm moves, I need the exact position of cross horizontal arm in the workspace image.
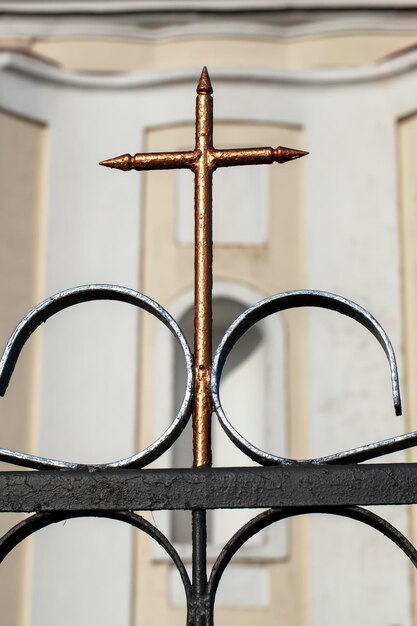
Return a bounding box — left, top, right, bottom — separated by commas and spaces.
212, 146, 308, 169
100, 146, 308, 172
1, 464, 417, 512
100, 150, 197, 171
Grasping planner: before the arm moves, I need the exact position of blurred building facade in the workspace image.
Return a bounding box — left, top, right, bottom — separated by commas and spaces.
1, 1, 417, 625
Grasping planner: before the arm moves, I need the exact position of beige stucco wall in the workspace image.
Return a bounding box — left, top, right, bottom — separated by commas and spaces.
0, 109, 46, 626
398, 112, 417, 623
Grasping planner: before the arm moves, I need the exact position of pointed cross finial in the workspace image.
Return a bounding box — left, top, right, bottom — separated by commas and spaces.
99, 154, 132, 171
99, 68, 308, 468
197, 66, 213, 95
276, 146, 309, 163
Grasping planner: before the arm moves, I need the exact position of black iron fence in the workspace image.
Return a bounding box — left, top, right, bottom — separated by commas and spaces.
0, 68, 416, 625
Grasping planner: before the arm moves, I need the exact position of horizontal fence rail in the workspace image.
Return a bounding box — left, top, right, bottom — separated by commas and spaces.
0, 464, 416, 512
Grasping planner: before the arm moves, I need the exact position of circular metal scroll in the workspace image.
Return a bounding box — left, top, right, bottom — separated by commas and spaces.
0, 284, 194, 470
208, 505, 417, 608
0, 510, 192, 603
211, 289, 402, 466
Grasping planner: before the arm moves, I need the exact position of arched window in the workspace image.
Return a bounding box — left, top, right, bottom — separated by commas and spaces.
153, 284, 288, 606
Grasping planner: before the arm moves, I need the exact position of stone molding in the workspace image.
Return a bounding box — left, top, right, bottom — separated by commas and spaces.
2, 47, 417, 90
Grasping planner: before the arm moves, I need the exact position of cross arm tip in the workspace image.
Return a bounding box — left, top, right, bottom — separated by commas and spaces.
99, 153, 133, 171
275, 147, 309, 164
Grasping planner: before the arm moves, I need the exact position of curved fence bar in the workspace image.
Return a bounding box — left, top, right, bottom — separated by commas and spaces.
211, 290, 401, 466
207, 505, 417, 614
0, 284, 194, 470
0, 510, 192, 603
0, 448, 78, 470
318, 429, 417, 464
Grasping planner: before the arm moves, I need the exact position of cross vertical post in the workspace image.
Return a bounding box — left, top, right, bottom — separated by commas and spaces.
192, 67, 214, 469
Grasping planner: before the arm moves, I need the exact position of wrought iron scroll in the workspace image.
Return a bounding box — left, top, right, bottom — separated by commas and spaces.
0, 285, 193, 470
0, 67, 416, 626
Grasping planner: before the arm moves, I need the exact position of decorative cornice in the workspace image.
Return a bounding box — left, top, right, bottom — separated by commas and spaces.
2, 48, 417, 90
1, 13, 417, 41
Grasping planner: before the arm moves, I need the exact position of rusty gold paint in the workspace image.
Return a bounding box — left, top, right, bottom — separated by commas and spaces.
100, 66, 308, 467
193, 66, 213, 467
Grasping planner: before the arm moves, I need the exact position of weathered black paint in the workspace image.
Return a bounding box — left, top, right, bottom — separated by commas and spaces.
0, 464, 415, 512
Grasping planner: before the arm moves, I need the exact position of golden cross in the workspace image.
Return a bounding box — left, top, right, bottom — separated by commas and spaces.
100, 66, 308, 468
